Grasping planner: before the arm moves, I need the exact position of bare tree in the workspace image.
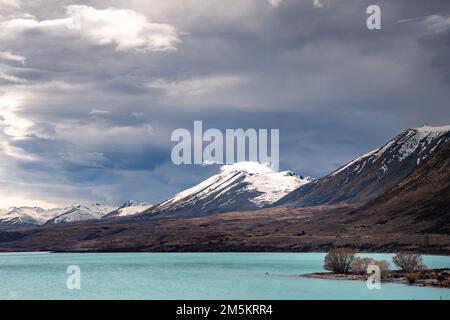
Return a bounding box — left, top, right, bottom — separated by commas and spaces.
392, 252, 427, 272
323, 248, 356, 274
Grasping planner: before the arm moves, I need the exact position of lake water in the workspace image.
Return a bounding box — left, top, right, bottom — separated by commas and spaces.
0, 252, 449, 300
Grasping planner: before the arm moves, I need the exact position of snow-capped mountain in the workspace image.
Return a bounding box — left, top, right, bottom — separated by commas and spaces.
0, 207, 67, 226
103, 201, 152, 219
0, 200, 154, 226
276, 124, 450, 207
347, 138, 450, 234
140, 162, 311, 218
44, 204, 115, 225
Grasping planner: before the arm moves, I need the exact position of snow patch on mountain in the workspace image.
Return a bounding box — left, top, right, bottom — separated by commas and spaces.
0, 200, 155, 226
331, 125, 450, 179
220, 162, 274, 174
331, 149, 378, 176
275, 124, 450, 208
0, 206, 68, 226
45, 204, 115, 225
105, 200, 153, 218
154, 162, 312, 215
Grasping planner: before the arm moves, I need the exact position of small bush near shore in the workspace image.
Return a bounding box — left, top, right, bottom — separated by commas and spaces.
392, 253, 427, 272
352, 257, 389, 278
405, 273, 417, 285
352, 257, 372, 275
323, 248, 356, 273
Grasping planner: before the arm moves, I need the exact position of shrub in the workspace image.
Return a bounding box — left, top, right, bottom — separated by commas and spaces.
323, 248, 356, 274
352, 257, 390, 278
352, 257, 373, 275
405, 273, 417, 285
374, 259, 390, 278
437, 274, 446, 282
392, 253, 427, 272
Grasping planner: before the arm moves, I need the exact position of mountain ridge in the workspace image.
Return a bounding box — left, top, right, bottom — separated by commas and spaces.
0, 202, 151, 227
344, 138, 450, 234
275, 125, 450, 208
138, 162, 311, 218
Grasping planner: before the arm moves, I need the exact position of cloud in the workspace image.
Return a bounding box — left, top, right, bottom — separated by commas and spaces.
147, 75, 247, 97
421, 15, 450, 34
89, 109, 111, 116
131, 112, 144, 118
313, 0, 324, 8
0, 5, 181, 52
0, 71, 26, 83
268, 0, 283, 8
0, 51, 26, 65
0, 0, 21, 9
0, 92, 32, 138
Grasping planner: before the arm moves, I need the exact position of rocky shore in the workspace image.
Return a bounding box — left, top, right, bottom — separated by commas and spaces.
299, 269, 450, 288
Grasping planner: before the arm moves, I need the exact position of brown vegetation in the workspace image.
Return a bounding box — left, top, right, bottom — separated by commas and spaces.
352, 257, 389, 278
323, 248, 356, 273
392, 252, 426, 272
0, 204, 450, 253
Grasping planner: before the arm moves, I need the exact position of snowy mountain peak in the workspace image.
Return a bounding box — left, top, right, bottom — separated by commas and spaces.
220, 161, 275, 174
145, 162, 311, 218
119, 200, 138, 208
44, 204, 115, 225
0, 201, 155, 226
117, 200, 151, 209
369, 124, 450, 165
276, 123, 450, 208
414, 124, 450, 133
103, 201, 153, 218
0, 206, 68, 226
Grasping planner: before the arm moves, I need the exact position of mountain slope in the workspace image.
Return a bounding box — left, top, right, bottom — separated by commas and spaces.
140, 162, 311, 218
345, 139, 450, 234
276, 125, 450, 207
0, 207, 67, 226
44, 204, 115, 225
0, 201, 154, 226
103, 201, 152, 219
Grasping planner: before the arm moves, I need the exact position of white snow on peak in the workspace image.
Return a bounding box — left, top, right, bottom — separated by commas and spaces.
0, 206, 69, 225
396, 125, 450, 161
245, 170, 312, 205
47, 204, 115, 224
0, 201, 155, 225
159, 162, 311, 209
113, 201, 152, 217
220, 161, 275, 174
330, 124, 450, 178
414, 124, 450, 133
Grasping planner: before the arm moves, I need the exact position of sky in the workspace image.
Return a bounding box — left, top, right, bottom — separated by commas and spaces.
0, 0, 449, 208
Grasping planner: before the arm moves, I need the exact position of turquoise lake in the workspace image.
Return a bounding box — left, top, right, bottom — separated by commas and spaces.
0, 252, 448, 300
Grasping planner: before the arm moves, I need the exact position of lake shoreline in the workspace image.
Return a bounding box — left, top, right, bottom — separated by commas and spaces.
299, 269, 450, 289
0, 248, 450, 257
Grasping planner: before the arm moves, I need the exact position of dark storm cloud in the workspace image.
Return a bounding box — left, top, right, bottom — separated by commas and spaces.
0, 0, 449, 207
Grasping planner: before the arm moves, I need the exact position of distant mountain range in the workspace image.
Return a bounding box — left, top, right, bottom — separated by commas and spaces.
0, 201, 152, 227
136, 124, 450, 219
0, 207, 65, 226
0, 124, 449, 253
44, 204, 116, 225
1, 124, 449, 235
